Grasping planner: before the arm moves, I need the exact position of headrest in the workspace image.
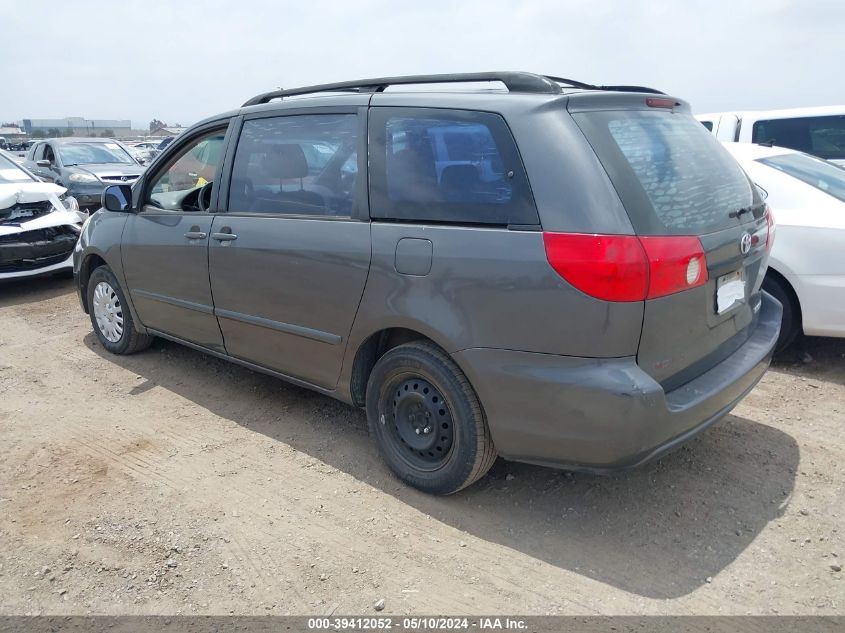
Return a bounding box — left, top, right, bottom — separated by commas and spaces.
440, 164, 480, 187
265, 144, 308, 179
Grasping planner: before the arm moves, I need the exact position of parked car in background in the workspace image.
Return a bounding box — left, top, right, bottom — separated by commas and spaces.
697, 106, 845, 166
156, 136, 176, 151
6, 140, 34, 159
724, 142, 845, 349
132, 141, 161, 151
75, 72, 780, 495
127, 143, 160, 165
23, 138, 145, 210
0, 149, 87, 280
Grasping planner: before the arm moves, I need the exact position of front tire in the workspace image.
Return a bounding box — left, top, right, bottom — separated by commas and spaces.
87, 265, 153, 354
365, 341, 496, 495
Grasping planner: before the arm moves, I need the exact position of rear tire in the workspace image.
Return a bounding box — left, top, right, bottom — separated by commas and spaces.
87, 265, 153, 355
763, 273, 800, 353
365, 341, 496, 495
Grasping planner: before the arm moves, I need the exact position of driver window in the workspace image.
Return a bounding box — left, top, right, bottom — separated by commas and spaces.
44, 144, 55, 164
146, 129, 226, 211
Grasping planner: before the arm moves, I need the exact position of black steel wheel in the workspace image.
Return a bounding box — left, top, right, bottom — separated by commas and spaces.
366, 340, 496, 494
389, 377, 454, 470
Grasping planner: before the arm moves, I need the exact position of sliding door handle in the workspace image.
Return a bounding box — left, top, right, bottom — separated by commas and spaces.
211, 232, 238, 241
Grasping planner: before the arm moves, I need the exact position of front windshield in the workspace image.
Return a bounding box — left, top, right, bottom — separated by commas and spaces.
758, 153, 845, 204
0, 152, 36, 183
59, 142, 135, 166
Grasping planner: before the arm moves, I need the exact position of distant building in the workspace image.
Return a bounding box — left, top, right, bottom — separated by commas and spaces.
0, 125, 25, 139
150, 125, 189, 137
22, 117, 132, 137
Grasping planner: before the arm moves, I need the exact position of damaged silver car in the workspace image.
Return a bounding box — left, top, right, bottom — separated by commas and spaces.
0, 150, 88, 280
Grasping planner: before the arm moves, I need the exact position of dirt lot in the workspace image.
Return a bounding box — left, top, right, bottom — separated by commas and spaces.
0, 276, 842, 616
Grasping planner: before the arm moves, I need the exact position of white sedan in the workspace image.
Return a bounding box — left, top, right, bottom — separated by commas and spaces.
0, 150, 88, 281
724, 142, 845, 349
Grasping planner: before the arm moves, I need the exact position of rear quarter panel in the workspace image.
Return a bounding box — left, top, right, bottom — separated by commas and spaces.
345, 223, 645, 357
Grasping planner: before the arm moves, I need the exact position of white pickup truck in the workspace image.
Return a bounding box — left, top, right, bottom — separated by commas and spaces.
696, 105, 845, 167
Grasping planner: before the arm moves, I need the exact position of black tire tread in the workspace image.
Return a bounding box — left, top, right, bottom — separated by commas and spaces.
367, 340, 496, 494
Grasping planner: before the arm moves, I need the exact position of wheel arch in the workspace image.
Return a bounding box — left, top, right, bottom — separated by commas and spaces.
78, 251, 109, 314
765, 266, 802, 324
348, 326, 469, 408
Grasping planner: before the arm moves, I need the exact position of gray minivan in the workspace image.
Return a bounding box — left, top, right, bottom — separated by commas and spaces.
74, 72, 781, 495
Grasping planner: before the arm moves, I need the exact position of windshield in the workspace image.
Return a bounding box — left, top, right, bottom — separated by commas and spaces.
574, 110, 755, 235
758, 153, 845, 204
0, 152, 36, 183
59, 142, 135, 166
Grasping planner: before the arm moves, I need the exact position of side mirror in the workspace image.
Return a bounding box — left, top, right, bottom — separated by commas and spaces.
102, 184, 133, 212
36, 159, 50, 167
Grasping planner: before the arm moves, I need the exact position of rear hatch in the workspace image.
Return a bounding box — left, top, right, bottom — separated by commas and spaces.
572, 98, 771, 390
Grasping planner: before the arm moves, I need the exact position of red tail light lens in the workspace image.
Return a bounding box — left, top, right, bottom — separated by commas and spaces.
638, 236, 709, 299
543, 233, 647, 301
543, 232, 709, 302
764, 204, 776, 251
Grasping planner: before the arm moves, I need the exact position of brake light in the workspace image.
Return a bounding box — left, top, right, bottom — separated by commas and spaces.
543, 234, 647, 301
646, 97, 677, 109
764, 204, 776, 251
543, 233, 709, 302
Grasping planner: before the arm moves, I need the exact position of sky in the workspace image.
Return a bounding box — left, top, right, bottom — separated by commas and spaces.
1, 0, 843, 130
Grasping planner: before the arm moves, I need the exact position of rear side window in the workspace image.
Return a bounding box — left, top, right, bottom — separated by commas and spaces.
700, 120, 714, 131
574, 111, 754, 235
752, 115, 845, 161
229, 114, 358, 217
369, 107, 538, 225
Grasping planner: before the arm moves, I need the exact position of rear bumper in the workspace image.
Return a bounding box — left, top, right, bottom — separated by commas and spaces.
790, 273, 845, 338
453, 292, 782, 471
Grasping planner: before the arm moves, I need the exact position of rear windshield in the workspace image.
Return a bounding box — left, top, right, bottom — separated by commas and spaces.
758, 152, 845, 204
574, 111, 755, 235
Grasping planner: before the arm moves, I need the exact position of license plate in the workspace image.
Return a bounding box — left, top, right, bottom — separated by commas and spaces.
716, 270, 745, 314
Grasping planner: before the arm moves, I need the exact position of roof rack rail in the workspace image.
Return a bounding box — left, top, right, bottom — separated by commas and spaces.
243, 72, 564, 106
242, 72, 666, 107
544, 75, 665, 95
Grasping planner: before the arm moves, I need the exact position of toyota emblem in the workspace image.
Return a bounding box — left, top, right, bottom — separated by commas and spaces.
740, 233, 752, 255
120, 176, 128, 182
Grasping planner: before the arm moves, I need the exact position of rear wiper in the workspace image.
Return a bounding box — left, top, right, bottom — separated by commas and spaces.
729, 207, 752, 219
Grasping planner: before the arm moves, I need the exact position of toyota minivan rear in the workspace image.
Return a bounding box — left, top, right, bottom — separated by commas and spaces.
570, 94, 775, 390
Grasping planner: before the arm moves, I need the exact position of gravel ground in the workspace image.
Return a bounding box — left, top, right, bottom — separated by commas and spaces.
0, 276, 842, 615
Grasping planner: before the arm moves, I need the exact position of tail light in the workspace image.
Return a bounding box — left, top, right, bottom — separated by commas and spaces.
764, 204, 776, 251
543, 232, 709, 302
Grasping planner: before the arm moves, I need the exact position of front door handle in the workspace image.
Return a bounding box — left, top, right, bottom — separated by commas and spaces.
184, 231, 207, 240
211, 231, 237, 242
